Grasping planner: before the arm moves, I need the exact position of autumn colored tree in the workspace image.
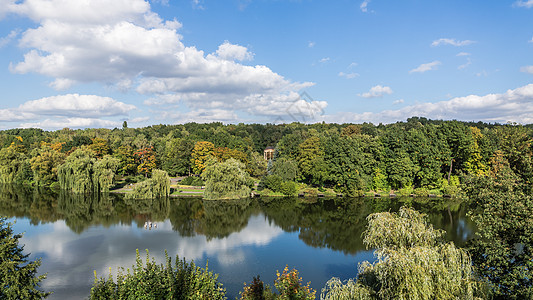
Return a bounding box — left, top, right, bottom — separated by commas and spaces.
30, 145, 66, 186
134, 146, 156, 177
89, 138, 111, 158
191, 141, 215, 174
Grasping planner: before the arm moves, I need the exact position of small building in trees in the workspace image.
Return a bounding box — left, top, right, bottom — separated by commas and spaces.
264, 146, 274, 160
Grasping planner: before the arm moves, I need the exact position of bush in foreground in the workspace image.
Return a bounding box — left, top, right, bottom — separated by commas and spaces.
239, 266, 315, 300
90, 249, 225, 300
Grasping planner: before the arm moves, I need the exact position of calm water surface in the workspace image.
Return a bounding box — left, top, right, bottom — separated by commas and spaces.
0, 185, 475, 299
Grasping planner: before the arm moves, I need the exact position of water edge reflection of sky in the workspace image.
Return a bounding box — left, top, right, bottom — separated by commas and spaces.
11, 214, 369, 299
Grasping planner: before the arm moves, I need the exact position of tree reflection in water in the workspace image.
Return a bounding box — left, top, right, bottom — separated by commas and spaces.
0, 184, 474, 253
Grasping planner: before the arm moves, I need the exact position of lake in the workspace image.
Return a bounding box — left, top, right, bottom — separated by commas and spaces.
0, 185, 475, 299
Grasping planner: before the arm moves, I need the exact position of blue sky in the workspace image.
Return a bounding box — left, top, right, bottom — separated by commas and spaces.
0, 0, 532, 130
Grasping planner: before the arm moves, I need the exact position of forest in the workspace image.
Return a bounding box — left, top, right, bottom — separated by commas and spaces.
0, 117, 531, 199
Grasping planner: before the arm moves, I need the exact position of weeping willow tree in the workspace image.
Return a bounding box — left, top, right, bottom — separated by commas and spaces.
93, 155, 120, 193
125, 169, 170, 199
321, 207, 485, 300
0, 146, 31, 184
202, 158, 253, 200
58, 149, 119, 194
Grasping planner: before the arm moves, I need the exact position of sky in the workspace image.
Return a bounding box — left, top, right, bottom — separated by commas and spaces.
0, 0, 532, 130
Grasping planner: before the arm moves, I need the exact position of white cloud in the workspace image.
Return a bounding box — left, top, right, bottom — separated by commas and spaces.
338, 72, 359, 79
521, 66, 533, 74
319, 57, 330, 63
393, 99, 404, 105
359, 85, 393, 98
0, 94, 135, 129
514, 0, 533, 8
322, 84, 533, 124
308, 41, 315, 48
410, 61, 441, 73
348, 62, 358, 69
456, 52, 470, 56
215, 41, 254, 61
0, 29, 20, 48
4, 0, 317, 122
19, 94, 136, 117
360, 0, 370, 12
431, 38, 475, 47
458, 58, 472, 70
19, 117, 121, 129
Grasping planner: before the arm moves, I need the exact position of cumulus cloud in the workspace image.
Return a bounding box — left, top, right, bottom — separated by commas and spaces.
318, 57, 330, 63
4, 0, 318, 124
19, 117, 121, 129
514, 0, 533, 8
308, 41, 315, 48
456, 52, 470, 56
410, 61, 441, 73
215, 41, 254, 61
359, 85, 393, 98
0, 94, 135, 129
322, 84, 533, 124
431, 38, 475, 47
520, 66, 533, 74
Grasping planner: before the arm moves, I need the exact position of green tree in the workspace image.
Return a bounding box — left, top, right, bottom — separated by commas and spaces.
93, 155, 120, 193
58, 149, 119, 193
57, 149, 96, 193
271, 157, 299, 182
247, 151, 267, 178
0, 146, 31, 184
321, 207, 483, 300
0, 218, 50, 299
30, 145, 66, 186
126, 169, 171, 199
113, 145, 137, 176
191, 141, 215, 174
298, 136, 327, 185
202, 158, 253, 200
464, 150, 533, 299
162, 138, 194, 176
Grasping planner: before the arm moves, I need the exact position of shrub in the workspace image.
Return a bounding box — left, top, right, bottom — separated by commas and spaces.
180, 176, 204, 186
262, 175, 282, 193
275, 266, 316, 300
279, 181, 298, 196
90, 249, 226, 299
413, 187, 429, 197
239, 275, 276, 300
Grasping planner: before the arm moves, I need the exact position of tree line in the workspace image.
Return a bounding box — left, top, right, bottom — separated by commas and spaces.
0, 117, 531, 198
